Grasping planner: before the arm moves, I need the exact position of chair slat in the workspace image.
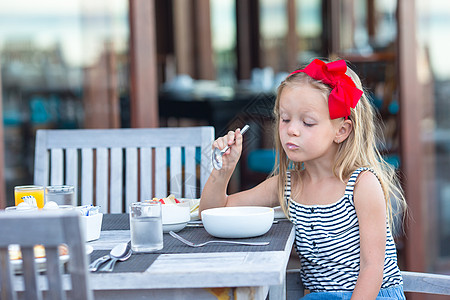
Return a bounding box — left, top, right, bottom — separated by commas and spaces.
50, 149, 64, 185
169, 147, 182, 198
95, 148, 108, 213
43, 127, 211, 148
200, 128, 213, 193
140, 148, 152, 201
62, 214, 92, 299
110, 148, 123, 213
22, 247, 41, 300
65, 148, 78, 205
155, 147, 167, 198
45, 246, 65, 300
126, 148, 138, 211
34, 130, 49, 187
184, 146, 196, 198
0, 248, 17, 300
81, 149, 93, 206
402, 271, 450, 295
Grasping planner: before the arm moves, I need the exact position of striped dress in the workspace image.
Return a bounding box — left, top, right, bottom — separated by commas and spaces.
286, 167, 403, 292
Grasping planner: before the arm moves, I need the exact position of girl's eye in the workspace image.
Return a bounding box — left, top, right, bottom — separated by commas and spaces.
303, 121, 314, 127
281, 119, 290, 123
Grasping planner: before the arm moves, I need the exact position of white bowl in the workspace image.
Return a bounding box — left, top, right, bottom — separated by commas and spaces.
201, 206, 274, 238
161, 199, 190, 233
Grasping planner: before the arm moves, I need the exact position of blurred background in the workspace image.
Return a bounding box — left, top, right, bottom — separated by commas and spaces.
0, 0, 448, 298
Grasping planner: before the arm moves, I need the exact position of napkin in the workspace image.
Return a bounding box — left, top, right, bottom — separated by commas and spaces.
189, 198, 200, 221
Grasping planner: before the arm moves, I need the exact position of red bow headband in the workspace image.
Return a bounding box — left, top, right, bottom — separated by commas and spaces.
289, 59, 363, 119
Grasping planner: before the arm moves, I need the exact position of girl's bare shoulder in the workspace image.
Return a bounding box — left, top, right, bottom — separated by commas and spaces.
353, 170, 385, 207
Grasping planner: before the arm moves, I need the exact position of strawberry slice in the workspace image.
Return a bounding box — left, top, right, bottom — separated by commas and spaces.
174, 198, 180, 204
158, 199, 165, 204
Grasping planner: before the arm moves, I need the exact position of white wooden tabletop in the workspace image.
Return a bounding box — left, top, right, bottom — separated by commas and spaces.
88, 225, 295, 300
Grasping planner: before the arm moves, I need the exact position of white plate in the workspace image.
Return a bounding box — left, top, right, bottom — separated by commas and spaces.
201, 206, 274, 238
163, 222, 189, 233
11, 254, 70, 274
11, 245, 94, 274
85, 245, 94, 255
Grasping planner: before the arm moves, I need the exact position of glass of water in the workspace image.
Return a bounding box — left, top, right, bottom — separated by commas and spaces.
129, 201, 163, 252
45, 185, 75, 206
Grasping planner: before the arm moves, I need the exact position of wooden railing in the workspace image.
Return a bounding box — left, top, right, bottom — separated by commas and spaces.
285, 269, 450, 299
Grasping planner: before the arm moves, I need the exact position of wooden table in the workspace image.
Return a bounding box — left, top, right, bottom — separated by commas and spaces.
88, 215, 295, 300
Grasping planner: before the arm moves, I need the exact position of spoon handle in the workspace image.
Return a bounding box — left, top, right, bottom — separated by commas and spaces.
220, 125, 250, 154
89, 255, 110, 272
100, 258, 118, 272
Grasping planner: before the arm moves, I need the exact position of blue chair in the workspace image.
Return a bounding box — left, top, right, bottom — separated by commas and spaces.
247, 149, 276, 174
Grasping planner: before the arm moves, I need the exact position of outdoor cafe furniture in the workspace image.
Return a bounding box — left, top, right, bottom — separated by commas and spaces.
0, 210, 93, 300
285, 269, 450, 298
33, 127, 214, 213
87, 213, 295, 300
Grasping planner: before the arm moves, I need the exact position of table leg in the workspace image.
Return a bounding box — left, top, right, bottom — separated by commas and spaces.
269, 274, 286, 300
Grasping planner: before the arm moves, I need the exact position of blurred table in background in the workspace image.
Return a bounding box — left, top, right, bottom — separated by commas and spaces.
159, 89, 275, 137
159, 88, 277, 191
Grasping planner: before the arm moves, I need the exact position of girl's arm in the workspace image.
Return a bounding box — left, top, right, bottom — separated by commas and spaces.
199, 129, 279, 213
351, 171, 387, 299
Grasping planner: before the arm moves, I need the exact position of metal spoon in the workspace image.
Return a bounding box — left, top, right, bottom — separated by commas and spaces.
89, 243, 127, 272
212, 124, 250, 170
99, 242, 132, 272
89, 253, 111, 272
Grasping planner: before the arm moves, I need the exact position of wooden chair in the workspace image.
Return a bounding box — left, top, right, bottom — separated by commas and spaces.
0, 210, 92, 300
34, 127, 214, 213
285, 269, 450, 299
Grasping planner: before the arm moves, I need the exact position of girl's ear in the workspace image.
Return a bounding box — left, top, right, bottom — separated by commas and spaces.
334, 119, 353, 144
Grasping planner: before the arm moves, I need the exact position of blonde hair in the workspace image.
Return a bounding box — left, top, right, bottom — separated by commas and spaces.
272, 60, 407, 231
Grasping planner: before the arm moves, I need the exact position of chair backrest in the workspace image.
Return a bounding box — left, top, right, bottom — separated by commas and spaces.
34, 126, 214, 213
0, 211, 92, 300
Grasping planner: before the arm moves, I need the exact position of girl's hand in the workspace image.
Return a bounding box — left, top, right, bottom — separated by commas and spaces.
212, 128, 243, 172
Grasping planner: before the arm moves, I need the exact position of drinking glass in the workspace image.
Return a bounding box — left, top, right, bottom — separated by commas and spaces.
129, 201, 163, 252
45, 185, 75, 206
14, 185, 45, 209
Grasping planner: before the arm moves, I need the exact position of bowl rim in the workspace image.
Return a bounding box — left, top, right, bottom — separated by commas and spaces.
201, 206, 274, 217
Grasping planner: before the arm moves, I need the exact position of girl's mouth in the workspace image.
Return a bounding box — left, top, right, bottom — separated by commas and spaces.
286, 143, 299, 150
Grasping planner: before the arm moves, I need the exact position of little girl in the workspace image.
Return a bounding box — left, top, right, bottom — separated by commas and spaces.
200, 59, 407, 299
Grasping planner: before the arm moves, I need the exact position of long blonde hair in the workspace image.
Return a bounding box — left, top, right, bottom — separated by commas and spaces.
272, 60, 407, 231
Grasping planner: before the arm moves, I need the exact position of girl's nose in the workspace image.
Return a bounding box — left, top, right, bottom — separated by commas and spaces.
287, 123, 300, 136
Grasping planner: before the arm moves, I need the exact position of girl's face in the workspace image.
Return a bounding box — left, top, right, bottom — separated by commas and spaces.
278, 84, 341, 163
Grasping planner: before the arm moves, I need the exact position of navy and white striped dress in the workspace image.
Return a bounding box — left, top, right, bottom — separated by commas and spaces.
287, 167, 403, 292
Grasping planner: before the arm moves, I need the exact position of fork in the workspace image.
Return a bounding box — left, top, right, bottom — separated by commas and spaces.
169, 231, 270, 247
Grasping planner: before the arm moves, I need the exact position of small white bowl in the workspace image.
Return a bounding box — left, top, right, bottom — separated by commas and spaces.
201, 206, 274, 238
81, 213, 103, 242
161, 199, 190, 233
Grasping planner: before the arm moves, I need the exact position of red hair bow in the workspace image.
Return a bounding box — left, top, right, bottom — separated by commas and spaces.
289, 59, 363, 119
